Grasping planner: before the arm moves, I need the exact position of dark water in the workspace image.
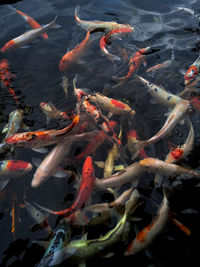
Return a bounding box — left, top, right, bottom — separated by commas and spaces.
0, 0, 200, 266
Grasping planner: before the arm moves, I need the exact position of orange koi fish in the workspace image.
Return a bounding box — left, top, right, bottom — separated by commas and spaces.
112, 47, 150, 88
100, 28, 133, 62
75, 5, 134, 32
59, 30, 90, 71
8, 5, 48, 39
184, 54, 200, 86
5, 115, 79, 148
38, 156, 96, 217
0, 16, 57, 53
125, 188, 170, 255
0, 59, 18, 103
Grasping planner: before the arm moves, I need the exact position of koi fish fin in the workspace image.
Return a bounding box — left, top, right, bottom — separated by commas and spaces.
21, 123, 30, 131
179, 69, 186, 75
102, 83, 112, 96
128, 216, 142, 221
154, 174, 163, 187
94, 161, 105, 168
101, 252, 115, 258
20, 45, 31, 49
181, 208, 198, 214
32, 240, 49, 249
62, 76, 69, 97
171, 217, 191, 236
31, 147, 48, 153
49, 16, 61, 29
32, 157, 42, 167
78, 59, 87, 65
2, 123, 8, 134
0, 179, 10, 191
53, 168, 71, 178
34, 202, 54, 214
149, 98, 158, 105
111, 76, 127, 88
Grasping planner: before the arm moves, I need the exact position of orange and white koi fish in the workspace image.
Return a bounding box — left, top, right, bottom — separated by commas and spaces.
112, 47, 150, 88
135, 74, 182, 108
37, 156, 96, 217
8, 5, 48, 39
125, 187, 170, 255
0, 59, 18, 103
184, 54, 200, 86
146, 60, 172, 73
139, 157, 200, 179
5, 115, 79, 148
75, 5, 134, 32
59, 30, 90, 71
131, 100, 190, 159
0, 16, 57, 53
88, 92, 135, 117
100, 28, 133, 62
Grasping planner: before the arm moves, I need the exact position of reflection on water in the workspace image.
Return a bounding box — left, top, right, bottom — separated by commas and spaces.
0, 0, 200, 266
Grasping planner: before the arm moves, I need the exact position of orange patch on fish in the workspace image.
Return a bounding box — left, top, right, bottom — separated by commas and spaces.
170, 148, 183, 160
111, 99, 126, 109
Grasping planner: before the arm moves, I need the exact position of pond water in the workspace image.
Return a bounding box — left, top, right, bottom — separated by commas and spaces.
0, 0, 200, 266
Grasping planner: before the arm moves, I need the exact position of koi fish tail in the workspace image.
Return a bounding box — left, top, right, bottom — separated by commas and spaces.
111, 76, 127, 88
171, 217, 191, 236
34, 202, 55, 215
74, 5, 81, 23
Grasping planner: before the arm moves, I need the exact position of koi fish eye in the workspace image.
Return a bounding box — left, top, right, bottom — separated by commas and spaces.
24, 133, 33, 141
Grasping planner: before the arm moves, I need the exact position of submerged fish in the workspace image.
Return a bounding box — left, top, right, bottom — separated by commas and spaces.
0, 16, 58, 52
74, 5, 134, 32
184, 53, 200, 86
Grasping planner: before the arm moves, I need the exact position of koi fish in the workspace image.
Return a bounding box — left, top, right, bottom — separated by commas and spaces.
135, 74, 183, 108
74, 5, 134, 32
146, 60, 172, 73
0, 16, 58, 52
44, 191, 134, 266
5, 115, 79, 148
100, 28, 133, 62
88, 92, 135, 117
31, 131, 96, 188
95, 162, 144, 190
0, 160, 32, 190
184, 53, 200, 86
139, 157, 200, 179
37, 156, 96, 217
0, 59, 18, 103
25, 200, 52, 234
189, 94, 200, 113
125, 187, 170, 255
112, 47, 150, 88
59, 30, 90, 71
131, 100, 190, 159
126, 129, 147, 159
2, 109, 28, 142
8, 5, 48, 39
37, 220, 71, 267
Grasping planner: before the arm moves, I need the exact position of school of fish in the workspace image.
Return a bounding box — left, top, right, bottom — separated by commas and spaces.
0, 3, 200, 267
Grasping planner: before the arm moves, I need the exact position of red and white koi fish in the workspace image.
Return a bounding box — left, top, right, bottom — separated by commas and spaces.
75, 5, 134, 32
100, 28, 133, 62
184, 53, 200, 86
0, 59, 18, 103
139, 157, 200, 179
0, 16, 57, 52
59, 30, 90, 71
0, 160, 32, 191
8, 5, 48, 39
112, 47, 150, 88
37, 156, 96, 217
5, 115, 80, 148
88, 92, 135, 117
125, 188, 170, 255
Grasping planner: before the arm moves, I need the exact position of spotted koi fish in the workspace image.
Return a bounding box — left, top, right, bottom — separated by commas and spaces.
5, 115, 79, 148
112, 47, 150, 88
8, 5, 48, 39
184, 54, 200, 86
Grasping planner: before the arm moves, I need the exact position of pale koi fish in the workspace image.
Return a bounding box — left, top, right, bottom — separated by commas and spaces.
0, 16, 58, 52
75, 5, 134, 32
146, 59, 172, 73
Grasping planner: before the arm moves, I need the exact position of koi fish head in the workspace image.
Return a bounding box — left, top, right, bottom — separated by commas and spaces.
6, 160, 32, 173
0, 59, 9, 69
40, 102, 51, 112
82, 156, 95, 180
184, 65, 198, 85
0, 40, 16, 53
